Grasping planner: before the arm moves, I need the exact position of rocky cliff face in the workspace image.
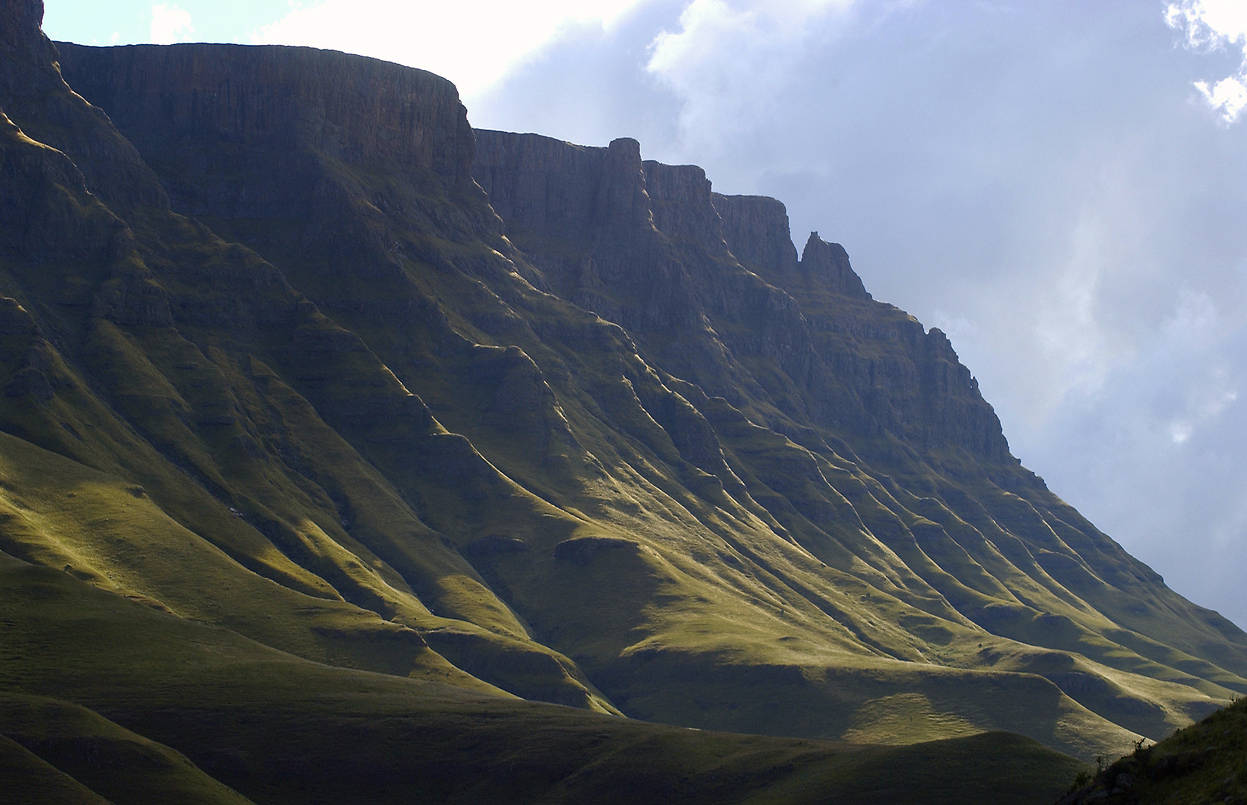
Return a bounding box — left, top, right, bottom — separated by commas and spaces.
797, 231, 869, 298
712, 193, 799, 274
0, 0, 41, 49
56, 42, 475, 216
1, 6, 165, 213
475, 128, 1011, 462
3, 13, 1247, 800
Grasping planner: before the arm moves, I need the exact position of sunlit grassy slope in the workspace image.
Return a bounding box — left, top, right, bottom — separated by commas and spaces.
0, 555, 1085, 803
0, 2, 1245, 796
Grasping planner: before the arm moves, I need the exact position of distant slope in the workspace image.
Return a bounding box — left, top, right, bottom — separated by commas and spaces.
0, 0, 1243, 798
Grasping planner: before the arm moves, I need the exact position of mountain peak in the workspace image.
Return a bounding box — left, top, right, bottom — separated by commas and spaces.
607, 136, 641, 159
800, 230, 870, 298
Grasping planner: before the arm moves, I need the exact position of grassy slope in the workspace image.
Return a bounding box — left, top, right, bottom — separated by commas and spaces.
0, 80, 618, 714
0, 693, 248, 804
0, 736, 109, 805
467, 133, 1247, 742
205, 162, 1148, 757
1061, 696, 1247, 803
0, 553, 1085, 804
0, 103, 1092, 797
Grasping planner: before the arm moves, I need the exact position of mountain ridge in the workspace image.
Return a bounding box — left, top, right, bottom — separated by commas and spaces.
1, 3, 1245, 797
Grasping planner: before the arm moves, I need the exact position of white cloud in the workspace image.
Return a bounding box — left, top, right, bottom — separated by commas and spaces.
644, 0, 856, 157
1165, 0, 1247, 47
251, 0, 651, 101
150, 4, 194, 45
1194, 75, 1247, 122
1165, 0, 1247, 123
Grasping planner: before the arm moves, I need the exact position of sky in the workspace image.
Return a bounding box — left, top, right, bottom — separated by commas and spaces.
42, 0, 1247, 630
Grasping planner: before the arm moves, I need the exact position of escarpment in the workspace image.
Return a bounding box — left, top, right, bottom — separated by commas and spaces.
56, 42, 475, 192
2, 15, 1247, 801
475, 128, 1011, 462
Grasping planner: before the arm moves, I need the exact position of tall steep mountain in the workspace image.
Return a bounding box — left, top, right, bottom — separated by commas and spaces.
1, 0, 1244, 798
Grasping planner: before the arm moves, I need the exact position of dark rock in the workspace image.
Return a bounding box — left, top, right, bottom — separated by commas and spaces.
56, 42, 475, 191
800, 231, 870, 299
0, 4, 166, 212
713, 193, 799, 275
644, 160, 729, 255
0, 0, 43, 51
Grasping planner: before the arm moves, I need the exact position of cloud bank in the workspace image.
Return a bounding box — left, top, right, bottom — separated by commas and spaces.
1166, 0, 1247, 123
251, 0, 652, 101
149, 3, 193, 45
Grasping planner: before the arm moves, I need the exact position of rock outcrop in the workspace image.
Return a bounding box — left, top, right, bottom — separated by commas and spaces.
1, 6, 165, 211
799, 231, 870, 299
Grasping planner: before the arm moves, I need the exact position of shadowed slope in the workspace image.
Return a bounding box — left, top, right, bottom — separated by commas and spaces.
0, 2, 1133, 797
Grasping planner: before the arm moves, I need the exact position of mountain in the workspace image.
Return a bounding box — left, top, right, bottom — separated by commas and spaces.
1, 0, 1245, 798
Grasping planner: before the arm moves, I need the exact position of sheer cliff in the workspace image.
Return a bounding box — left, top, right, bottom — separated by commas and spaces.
0, 0, 1244, 798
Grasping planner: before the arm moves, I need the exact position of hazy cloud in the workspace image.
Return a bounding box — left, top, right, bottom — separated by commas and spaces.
643, 0, 861, 167
1166, 0, 1247, 122
251, 0, 653, 102
149, 3, 193, 44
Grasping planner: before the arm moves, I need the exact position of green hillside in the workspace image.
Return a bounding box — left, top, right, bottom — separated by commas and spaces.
0, 555, 1085, 803
1061, 696, 1247, 803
